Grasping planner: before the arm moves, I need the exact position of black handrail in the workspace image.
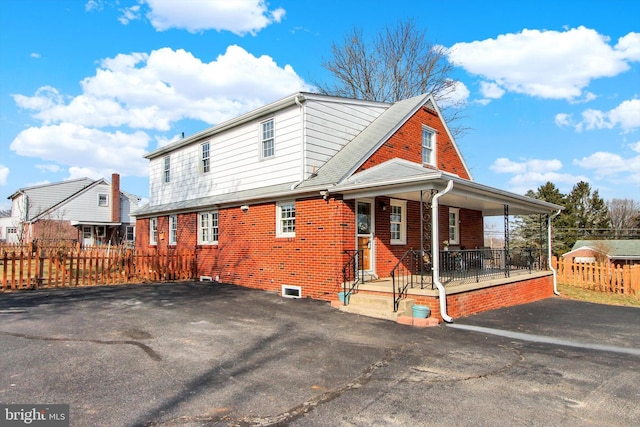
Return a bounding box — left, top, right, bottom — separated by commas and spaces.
341, 250, 364, 305
391, 250, 421, 312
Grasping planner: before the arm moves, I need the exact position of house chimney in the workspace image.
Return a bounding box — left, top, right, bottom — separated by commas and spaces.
111, 173, 120, 223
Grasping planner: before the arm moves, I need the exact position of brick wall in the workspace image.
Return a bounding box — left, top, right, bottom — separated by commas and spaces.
412, 275, 554, 321
357, 106, 470, 179
136, 196, 356, 300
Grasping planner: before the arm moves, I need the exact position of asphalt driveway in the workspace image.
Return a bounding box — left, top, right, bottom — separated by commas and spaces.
1, 282, 639, 426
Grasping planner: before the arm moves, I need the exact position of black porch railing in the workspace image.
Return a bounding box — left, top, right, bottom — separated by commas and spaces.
439, 247, 547, 285
390, 247, 548, 302
341, 250, 365, 305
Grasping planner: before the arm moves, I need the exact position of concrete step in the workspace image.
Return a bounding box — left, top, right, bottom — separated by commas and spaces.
337, 293, 414, 321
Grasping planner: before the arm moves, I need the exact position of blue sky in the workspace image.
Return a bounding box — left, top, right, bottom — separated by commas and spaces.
1, 0, 639, 211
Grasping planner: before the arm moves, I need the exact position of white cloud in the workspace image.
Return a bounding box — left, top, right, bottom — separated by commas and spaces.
557, 98, 640, 132
448, 27, 639, 101
118, 4, 141, 25
67, 166, 114, 181
489, 157, 587, 194
35, 164, 61, 173
14, 46, 310, 132
10, 123, 150, 177
630, 141, 640, 153
437, 79, 469, 107
138, 0, 286, 35
554, 113, 573, 127
615, 32, 640, 61
85, 0, 103, 12
0, 164, 9, 186
479, 81, 505, 99
574, 151, 640, 179
10, 46, 310, 179
30, 53, 41, 59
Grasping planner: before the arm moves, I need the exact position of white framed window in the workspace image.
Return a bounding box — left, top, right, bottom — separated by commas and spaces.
169, 215, 178, 245
163, 156, 171, 183
198, 211, 219, 244
96, 226, 106, 238
448, 208, 460, 245
201, 142, 210, 174
422, 126, 436, 166
98, 193, 109, 207
125, 225, 135, 241
261, 118, 274, 159
390, 199, 407, 245
7, 227, 17, 235
276, 201, 295, 238
150, 217, 158, 245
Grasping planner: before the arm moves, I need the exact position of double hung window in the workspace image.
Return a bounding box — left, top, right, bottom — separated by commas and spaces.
390, 200, 406, 245
149, 217, 158, 245
422, 127, 436, 166
261, 119, 274, 159
198, 211, 219, 244
276, 201, 295, 238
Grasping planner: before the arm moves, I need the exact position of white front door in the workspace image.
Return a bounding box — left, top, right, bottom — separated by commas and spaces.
82, 226, 94, 246
356, 200, 374, 273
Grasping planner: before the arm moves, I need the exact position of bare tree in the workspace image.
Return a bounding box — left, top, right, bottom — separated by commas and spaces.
315, 19, 467, 137
608, 198, 640, 238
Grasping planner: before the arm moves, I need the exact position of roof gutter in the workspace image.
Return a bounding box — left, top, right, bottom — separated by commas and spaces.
431, 179, 454, 323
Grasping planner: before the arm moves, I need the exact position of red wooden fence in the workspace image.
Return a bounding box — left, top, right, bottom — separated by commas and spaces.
1, 248, 197, 291
552, 257, 639, 295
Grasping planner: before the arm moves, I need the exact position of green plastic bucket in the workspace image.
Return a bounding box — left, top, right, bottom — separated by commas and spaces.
412, 305, 430, 318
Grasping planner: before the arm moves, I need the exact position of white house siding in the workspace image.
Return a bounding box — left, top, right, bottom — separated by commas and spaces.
46, 182, 113, 223
304, 100, 387, 174
120, 195, 136, 223
149, 105, 304, 206
17, 179, 95, 220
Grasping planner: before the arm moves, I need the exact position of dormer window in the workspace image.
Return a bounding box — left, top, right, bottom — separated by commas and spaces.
422, 126, 436, 166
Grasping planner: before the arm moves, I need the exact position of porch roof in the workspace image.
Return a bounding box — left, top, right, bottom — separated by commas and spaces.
331, 158, 563, 216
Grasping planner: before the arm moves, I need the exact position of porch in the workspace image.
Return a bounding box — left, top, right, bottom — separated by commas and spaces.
337, 247, 555, 323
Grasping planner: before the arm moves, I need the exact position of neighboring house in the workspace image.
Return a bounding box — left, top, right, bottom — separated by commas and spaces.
563, 240, 640, 267
133, 92, 562, 321
5, 173, 141, 246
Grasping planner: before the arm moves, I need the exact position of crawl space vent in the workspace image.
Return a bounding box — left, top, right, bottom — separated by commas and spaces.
281, 285, 302, 299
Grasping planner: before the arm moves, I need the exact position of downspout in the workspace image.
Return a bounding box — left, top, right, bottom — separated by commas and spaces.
432, 180, 454, 323
548, 209, 562, 295
291, 94, 306, 190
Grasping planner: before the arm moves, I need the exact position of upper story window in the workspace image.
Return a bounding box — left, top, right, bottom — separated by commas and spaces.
390, 199, 407, 245
149, 217, 158, 245
163, 156, 171, 183
422, 126, 436, 166
169, 215, 178, 245
201, 142, 210, 174
98, 193, 109, 207
198, 211, 219, 244
448, 208, 460, 245
276, 201, 295, 238
261, 118, 274, 159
